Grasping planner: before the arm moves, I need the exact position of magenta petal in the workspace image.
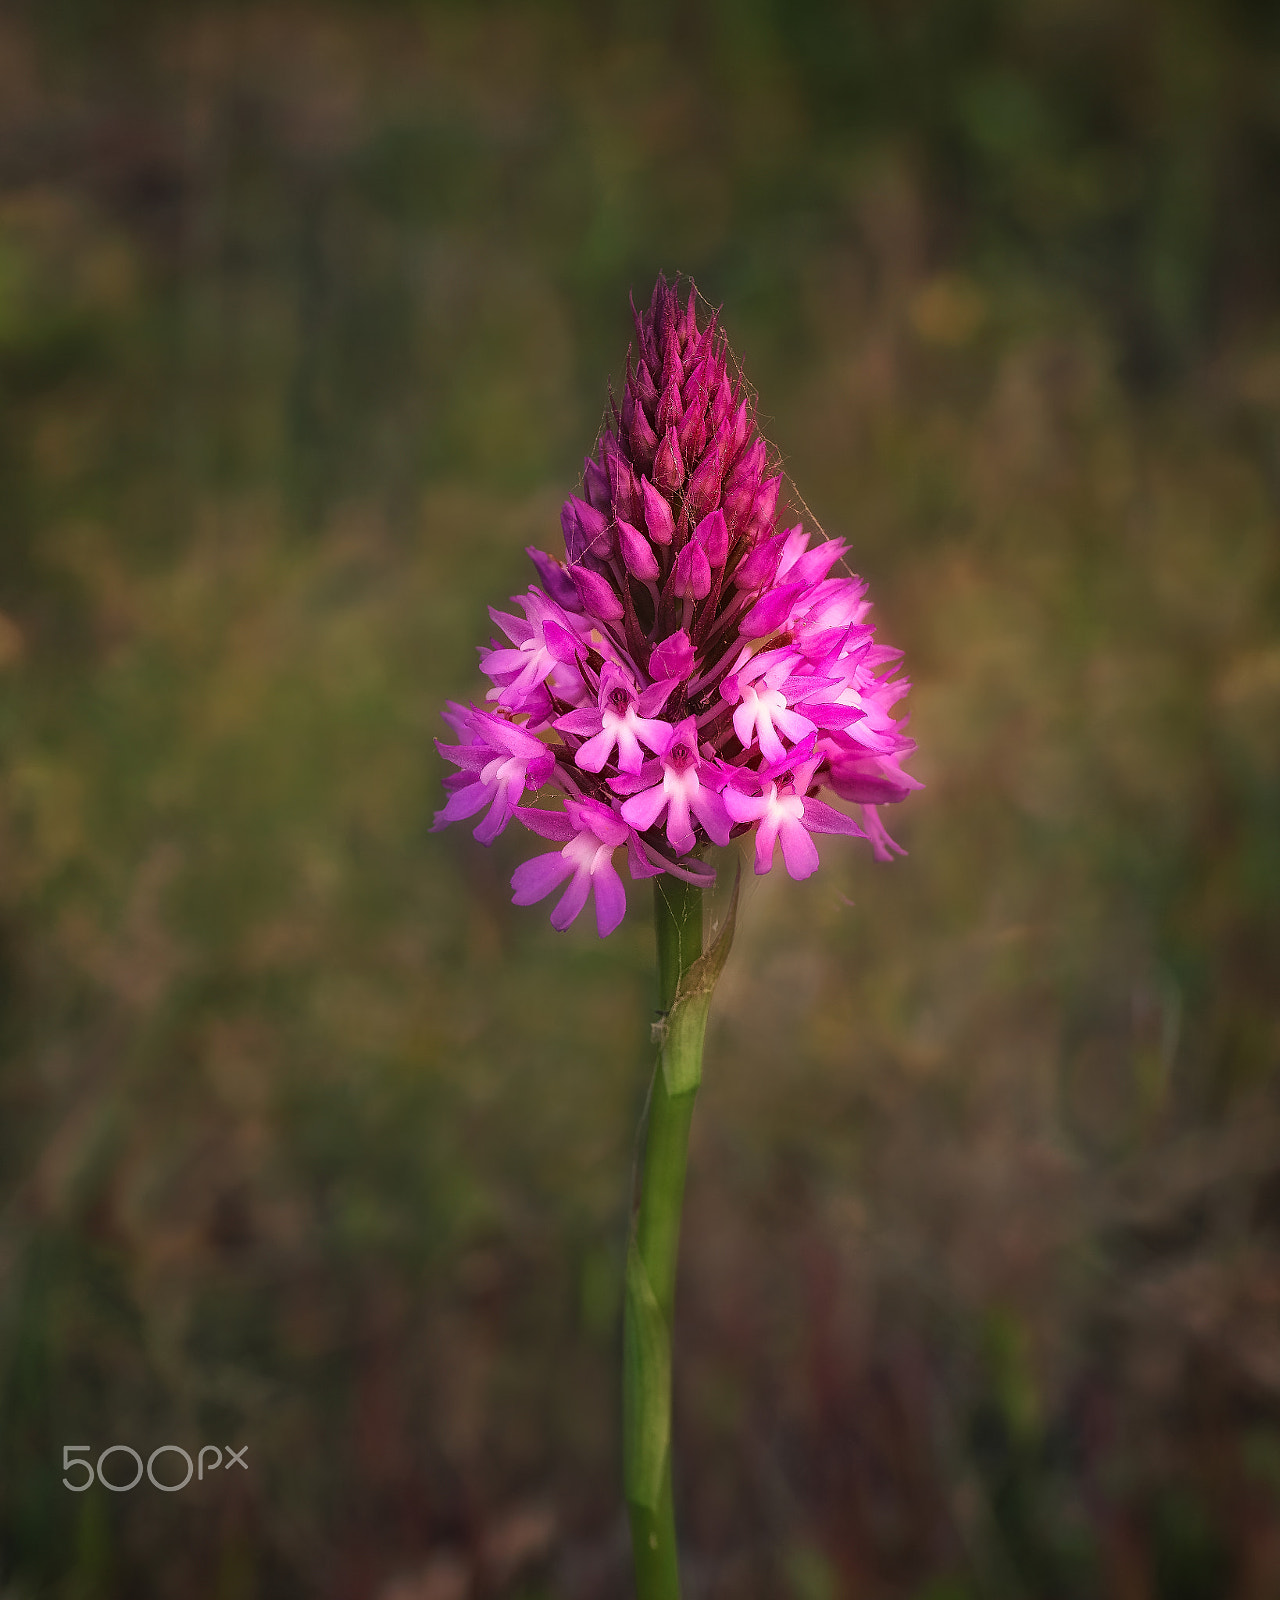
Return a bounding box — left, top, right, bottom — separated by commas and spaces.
722, 786, 766, 825
514, 807, 577, 843
473, 791, 516, 844
555, 707, 603, 737
798, 797, 864, 837
620, 784, 669, 834
627, 832, 663, 880
592, 861, 628, 936
432, 780, 490, 829
690, 787, 733, 848
575, 728, 618, 772
777, 816, 821, 879
550, 868, 592, 930
636, 679, 677, 717
511, 850, 573, 905
862, 804, 907, 861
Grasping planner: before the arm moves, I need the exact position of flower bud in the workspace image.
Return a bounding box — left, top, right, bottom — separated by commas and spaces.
693, 508, 729, 570
570, 563, 625, 621
648, 628, 695, 681
641, 475, 675, 545
527, 546, 583, 611
584, 455, 610, 512
656, 376, 683, 430
630, 405, 659, 468
654, 427, 685, 494
672, 538, 712, 601
683, 442, 723, 524
563, 493, 615, 562
617, 518, 660, 581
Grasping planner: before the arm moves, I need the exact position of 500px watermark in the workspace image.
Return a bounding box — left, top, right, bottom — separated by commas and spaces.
62, 1444, 248, 1492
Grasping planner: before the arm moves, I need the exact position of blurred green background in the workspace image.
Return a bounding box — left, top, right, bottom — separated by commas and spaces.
1, 2, 1278, 1597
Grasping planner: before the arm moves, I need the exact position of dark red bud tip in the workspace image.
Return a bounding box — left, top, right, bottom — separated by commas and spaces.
641, 476, 675, 545
723, 438, 766, 524
656, 377, 683, 430
654, 427, 685, 493
677, 395, 707, 462
634, 360, 659, 408
606, 449, 641, 525
569, 563, 625, 621
683, 445, 723, 524
680, 357, 707, 408
629, 405, 659, 466
680, 285, 698, 347
727, 398, 751, 460
709, 374, 733, 435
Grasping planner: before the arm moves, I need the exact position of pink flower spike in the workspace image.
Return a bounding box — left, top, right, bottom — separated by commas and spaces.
435, 274, 916, 935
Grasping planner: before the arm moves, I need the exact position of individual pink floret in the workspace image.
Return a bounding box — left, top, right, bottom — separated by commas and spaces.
615, 718, 732, 856
510, 797, 632, 936
723, 758, 865, 879
433, 704, 555, 844
553, 663, 673, 774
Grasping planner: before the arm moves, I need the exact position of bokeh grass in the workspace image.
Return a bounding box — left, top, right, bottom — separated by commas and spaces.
1, 3, 1278, 1597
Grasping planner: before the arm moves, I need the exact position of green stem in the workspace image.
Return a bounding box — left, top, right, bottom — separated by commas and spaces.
625, 872, 736, 1599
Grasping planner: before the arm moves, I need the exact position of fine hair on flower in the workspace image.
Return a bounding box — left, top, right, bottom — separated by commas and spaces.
434, 274, 920, 933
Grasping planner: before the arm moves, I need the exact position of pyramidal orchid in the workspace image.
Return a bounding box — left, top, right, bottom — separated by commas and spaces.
434, 276, 917, 1599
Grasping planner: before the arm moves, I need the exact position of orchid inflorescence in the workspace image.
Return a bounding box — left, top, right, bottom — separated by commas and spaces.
435, 275, 918, 936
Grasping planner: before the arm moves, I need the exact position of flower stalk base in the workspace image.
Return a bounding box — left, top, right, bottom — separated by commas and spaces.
625, 872, 737, 1599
